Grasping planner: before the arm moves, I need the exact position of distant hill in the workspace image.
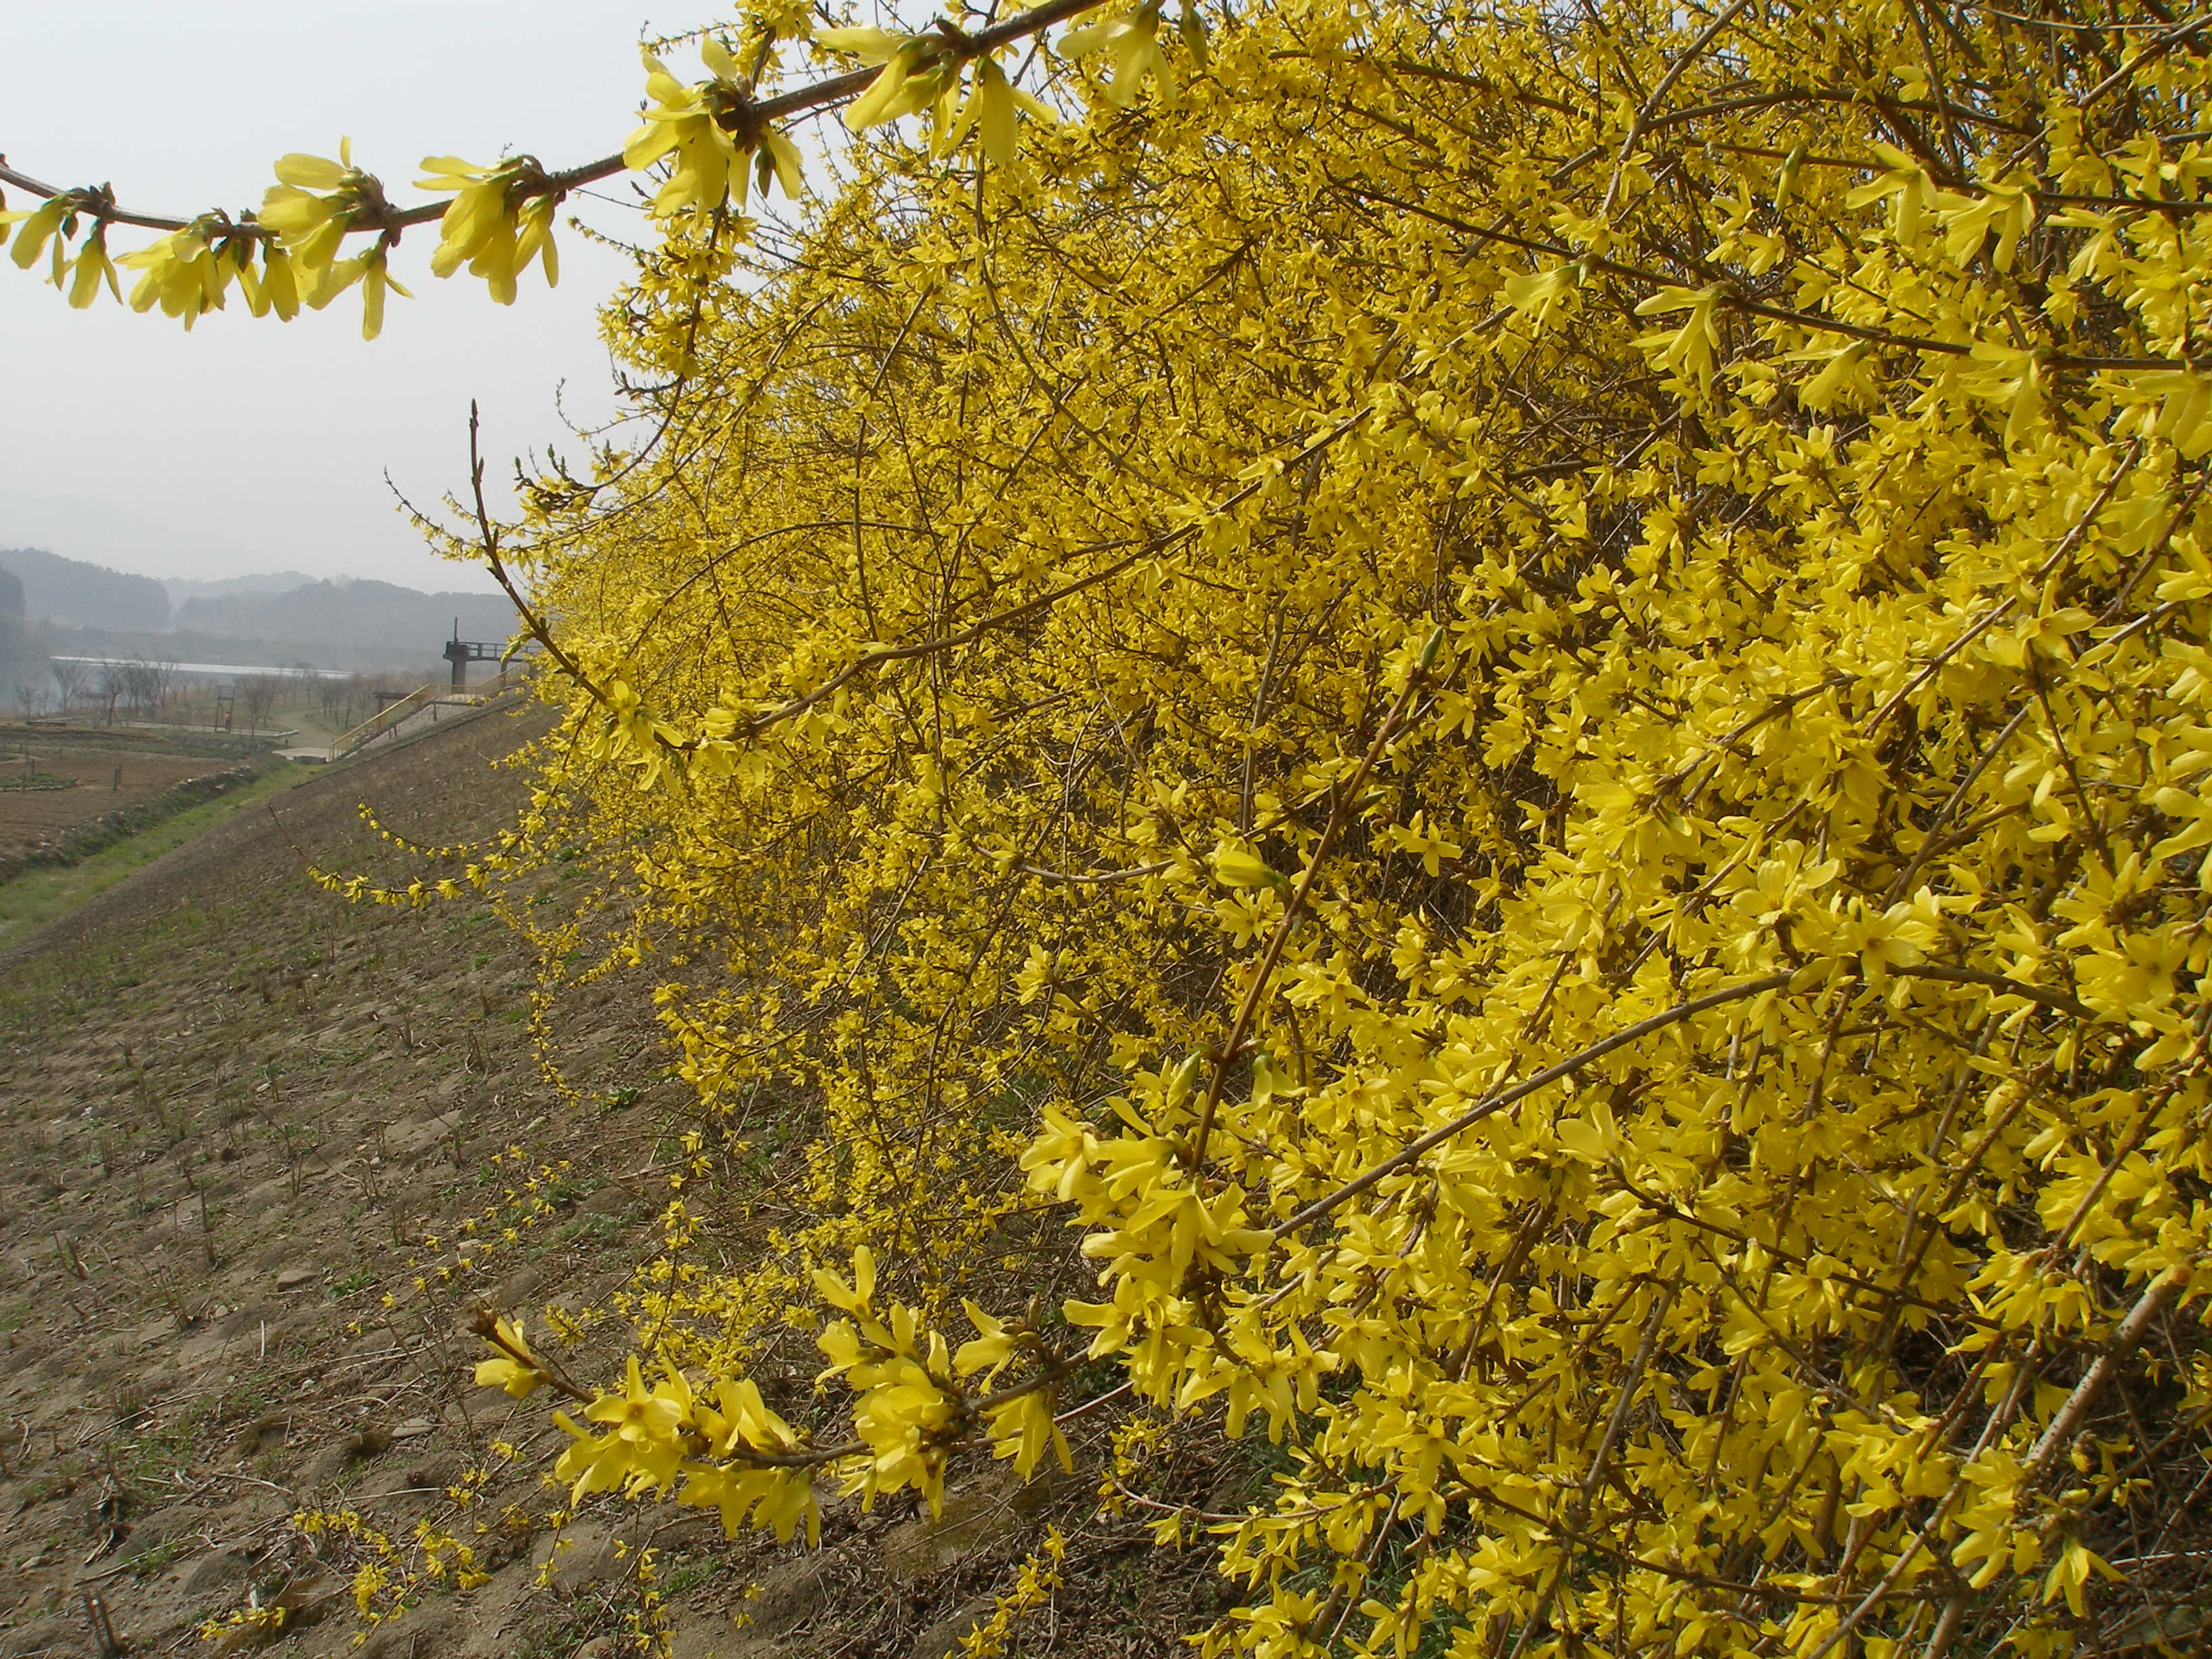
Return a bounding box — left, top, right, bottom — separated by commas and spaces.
0, 545, 521, 670
0, 486, 505, 599
163, 572, 319, 607
0, 546, 172, 631
175, 580, 517, 657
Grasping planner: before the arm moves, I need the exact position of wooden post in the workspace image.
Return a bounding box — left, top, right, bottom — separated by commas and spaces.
83, 1587, 122, 1656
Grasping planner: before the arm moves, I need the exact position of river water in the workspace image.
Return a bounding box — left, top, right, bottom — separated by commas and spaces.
48, 657, 355, 682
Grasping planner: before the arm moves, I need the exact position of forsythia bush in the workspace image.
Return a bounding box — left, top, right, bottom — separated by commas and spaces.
15, 0, 2212, 1652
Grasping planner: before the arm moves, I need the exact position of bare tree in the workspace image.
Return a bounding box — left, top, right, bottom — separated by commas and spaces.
96, 659, 127, 724
103, 657, 183, 721
46, 656, 88, 712
142, 657, 178, 718
346, 673, 380, 729
237, 673, 283, 735
115, 658, 154, 720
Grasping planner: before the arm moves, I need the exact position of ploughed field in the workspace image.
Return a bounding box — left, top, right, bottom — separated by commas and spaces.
0, 703, 1218, 1659
0, 707, 689, 1658
0, 728, 253, 857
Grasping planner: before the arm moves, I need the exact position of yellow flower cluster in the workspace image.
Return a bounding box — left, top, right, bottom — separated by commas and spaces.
1, 0, 1136, 333
956, 1525, 1067, 1658
256, 141, 412, 337
24, 0, 2212, 1652
0, 188, 120, 308
486, 1246, 1073, 1558
470, 1, 2212, 1654
626, 40, 804, 222
416, 155, 564, 304
117, 217, 298, 323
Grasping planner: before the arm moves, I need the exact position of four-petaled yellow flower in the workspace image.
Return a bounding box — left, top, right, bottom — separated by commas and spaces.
472, 1315, 544, 1399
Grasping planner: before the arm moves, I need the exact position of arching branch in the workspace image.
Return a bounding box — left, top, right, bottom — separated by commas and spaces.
0, 0, 1105, 243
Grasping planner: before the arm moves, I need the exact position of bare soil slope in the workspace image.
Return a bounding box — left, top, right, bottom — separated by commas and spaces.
0, 705, 687, 1658
0, 706, 1217, 1659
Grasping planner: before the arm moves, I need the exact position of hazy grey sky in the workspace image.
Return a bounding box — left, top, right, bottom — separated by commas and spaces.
1, 1, 691, 592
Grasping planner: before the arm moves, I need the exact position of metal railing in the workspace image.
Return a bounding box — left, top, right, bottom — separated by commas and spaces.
330, 670, 524, 758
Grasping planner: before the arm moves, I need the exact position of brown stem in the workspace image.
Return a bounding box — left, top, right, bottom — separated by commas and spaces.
2022, 1263, 2192, 1487
1271, 970, 1795, 1240
1919, 1265, 2193, 1656
1890, 962, 2095, 1023
1185, 626, 1445, 1172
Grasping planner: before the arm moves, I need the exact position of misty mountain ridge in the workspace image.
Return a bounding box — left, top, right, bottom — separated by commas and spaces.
0, 546, 171, 631
163, 571, 320, 606
175, 578, 516, 647
0, 546, 519, 670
